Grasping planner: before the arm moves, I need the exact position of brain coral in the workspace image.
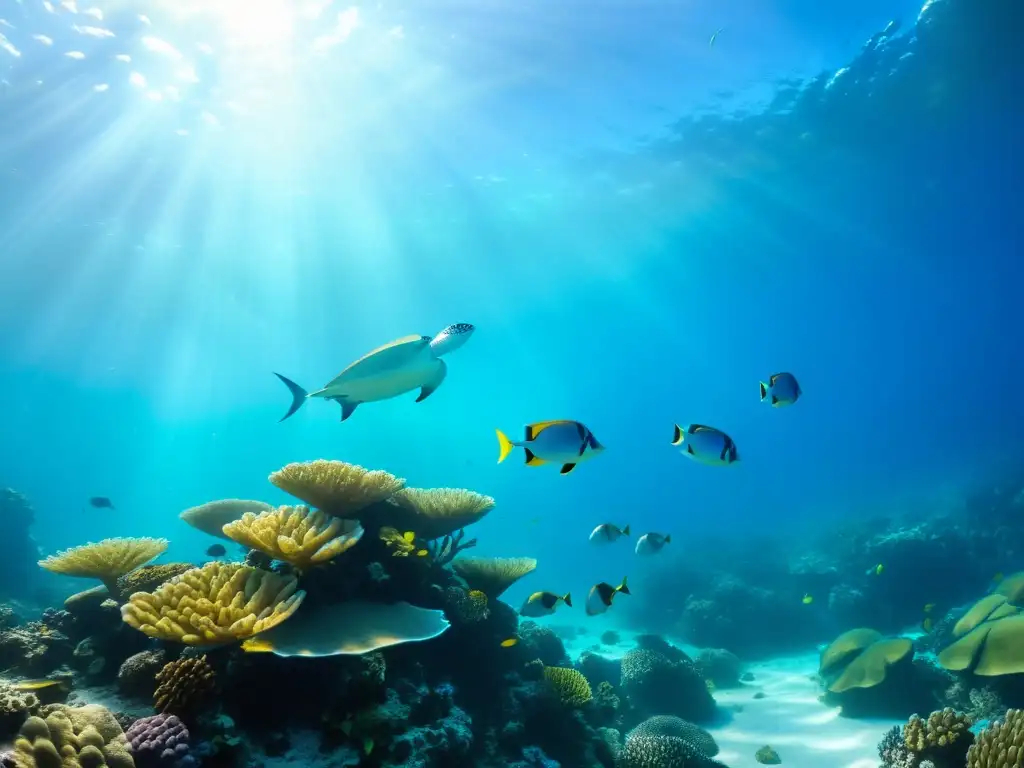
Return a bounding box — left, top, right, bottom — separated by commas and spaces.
620, 734, 722, 768
621, 647, 717, 723
629, 716, 719, 758
11, 703, 134, 768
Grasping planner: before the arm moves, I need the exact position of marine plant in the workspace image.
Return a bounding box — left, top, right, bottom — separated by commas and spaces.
120, 562, 304, 645
222, 505, 363, 571
451, 556, 537, 599
38, 537, 169, 596
269, 460, 405, 515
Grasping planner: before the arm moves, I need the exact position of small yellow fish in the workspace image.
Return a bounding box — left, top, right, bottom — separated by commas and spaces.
802, 594, 813, 605
924, 603, 936, 613
500, 637, 519, 648
363, 737, 374, 755
874, 564, 884, 576
416, 549, 429, 557
13, 679, 64, 691
922, 617, 934, 633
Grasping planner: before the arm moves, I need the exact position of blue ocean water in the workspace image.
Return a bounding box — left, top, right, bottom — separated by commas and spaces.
0, 0, 1022, 632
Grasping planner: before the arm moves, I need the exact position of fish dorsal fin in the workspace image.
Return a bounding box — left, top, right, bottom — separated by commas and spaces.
525, 420, 572, 441
770, 373, 780, 385
690, 424, 715, 434
560, 463, 577, 475
524, 448, 547, 467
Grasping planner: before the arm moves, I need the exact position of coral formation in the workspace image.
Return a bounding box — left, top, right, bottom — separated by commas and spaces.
124, 714, 196, 768
115, 565, 195, 602
967, 709, 1024, 767
222, 505, 364, 571
621, 641, 717, 724
11, 704, 133, 768
269, 460, 405, 515
628, 716, 719, 757
452, 557, 538, 599
694, 649, 742, 688
179, 500, 272, 540
0, 681, 40, 735
386, 487, 496, 539
120, 562, 304, 645
620, 734, 722, 768
116, 650, 167, 698
38, 538, 169, 594
755, 745, 781, 764
542, 667, 592, 707
153, 656, 216, 715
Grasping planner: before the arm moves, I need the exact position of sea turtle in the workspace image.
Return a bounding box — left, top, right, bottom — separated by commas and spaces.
274, 323, 475, 422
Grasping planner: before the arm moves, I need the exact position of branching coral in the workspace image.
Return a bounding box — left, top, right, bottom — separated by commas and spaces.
154, 655, 216, 715
120, 562, 305, 646
426, 529, 477, 566
222, 505, 363, 571
179, 500, 273, 540
11, 704, 134, 768
269, 460, 405, 515
904, 708, 973, 752
452, 557, 537, 599
388, 488, 495, 539
38, 538, 168, 594
967, 708, 1024, 768
542, 667, 592, 707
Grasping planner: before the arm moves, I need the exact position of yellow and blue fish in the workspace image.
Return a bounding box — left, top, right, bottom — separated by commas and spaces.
671, 423, 739, 466
520, 591, 572, 618
759, 372, 802, 407
496, 420, 605, 475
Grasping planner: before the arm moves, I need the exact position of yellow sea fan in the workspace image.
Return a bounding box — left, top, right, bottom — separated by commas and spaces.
120, 561, 304, 646
269, 460, 406, 515
38, 537, 169, 593
452, 556, 537, 599
543, 666, 593, 707
222, 505, 364, 571
390, 487, 496, 539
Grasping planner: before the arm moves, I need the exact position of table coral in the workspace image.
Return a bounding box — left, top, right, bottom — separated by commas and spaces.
452, 557, 537, 599
387, 488, 496, 539
269, 460, 405, 515
38, 538, 169, 595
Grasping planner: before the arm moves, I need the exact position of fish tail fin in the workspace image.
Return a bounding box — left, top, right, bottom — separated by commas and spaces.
274, 373, 308, 422
671, 424, 685, 446
622, 524, 631, 536
496, 429, 516, 464
563, 592, 572, 608
759, 381, 768, 401
664, 534, 671, 543
617, 576, 630, 595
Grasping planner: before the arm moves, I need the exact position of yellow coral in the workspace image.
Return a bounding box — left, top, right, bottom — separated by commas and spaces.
905, 708, 973, 752
12, 704, 134, 768
222, 505, 363, 571
154, 655, 216, 714
269, 460, 405, 515
452, 556, 537, 599
543, 666, 593, 707
388, 488, 496, 539
120, 562, 305, 646
38, 538, 168, 594
968, 708, 1024, 767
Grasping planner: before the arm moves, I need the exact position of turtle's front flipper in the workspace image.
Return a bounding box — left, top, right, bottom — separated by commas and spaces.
416, 360, 448, 403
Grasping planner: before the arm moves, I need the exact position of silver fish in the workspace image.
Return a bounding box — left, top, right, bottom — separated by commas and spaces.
585, 577, 630, 616
636, 533, 671, 556
589, 523, 630, 545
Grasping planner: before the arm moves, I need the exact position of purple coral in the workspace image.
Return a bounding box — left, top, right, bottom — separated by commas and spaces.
126, 713, 197, 768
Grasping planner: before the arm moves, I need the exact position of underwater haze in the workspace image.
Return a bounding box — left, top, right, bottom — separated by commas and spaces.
2, 1, 1024, 764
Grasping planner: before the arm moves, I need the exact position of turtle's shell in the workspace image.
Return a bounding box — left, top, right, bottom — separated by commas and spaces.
323, 334, 433, 387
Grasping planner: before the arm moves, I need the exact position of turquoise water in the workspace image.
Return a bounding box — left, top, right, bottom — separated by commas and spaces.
1, 0, 1021, 623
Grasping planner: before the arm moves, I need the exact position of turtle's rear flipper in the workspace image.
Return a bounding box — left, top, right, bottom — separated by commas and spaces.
339, 401, 359, 421
415, 360, 447, 403
274, 373, 308, 422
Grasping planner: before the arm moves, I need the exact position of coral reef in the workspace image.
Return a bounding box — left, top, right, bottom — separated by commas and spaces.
222, 505, 363, 571
269, 460, 405, 515
153, 656, 216, 715
968, 709, 1024, 767
10, 703, 133, 767
620, 639, 717, 725
38, 538, 169, 596
452, 557, 538, 599
694, 649, 742, 689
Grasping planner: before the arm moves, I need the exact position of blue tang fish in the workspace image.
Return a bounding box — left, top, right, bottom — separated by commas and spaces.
760, 372, 802, 407
496, 420, 604, 475
671, 423, 739, 466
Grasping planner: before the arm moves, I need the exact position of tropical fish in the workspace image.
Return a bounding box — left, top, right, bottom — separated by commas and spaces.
88, 496, 114, 509
274, 323, 475, 422
922, 617, 934, 633
759, 372, 802, 407
635, 533, 671, 556
496, 420, 605, 475
205, 544, 227, 557
709, 27, 724, 47
520, 591, 572, 618
802, 594, 813, 605
589, 523, 630, 545
671, 424, 739, 466
865, 563, 884, 576
500, 637, 519, 647
924, 603, 936, 613
585, 577, 630, 616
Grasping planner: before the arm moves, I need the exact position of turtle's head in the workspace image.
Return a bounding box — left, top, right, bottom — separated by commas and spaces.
429, 323, 475, 356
